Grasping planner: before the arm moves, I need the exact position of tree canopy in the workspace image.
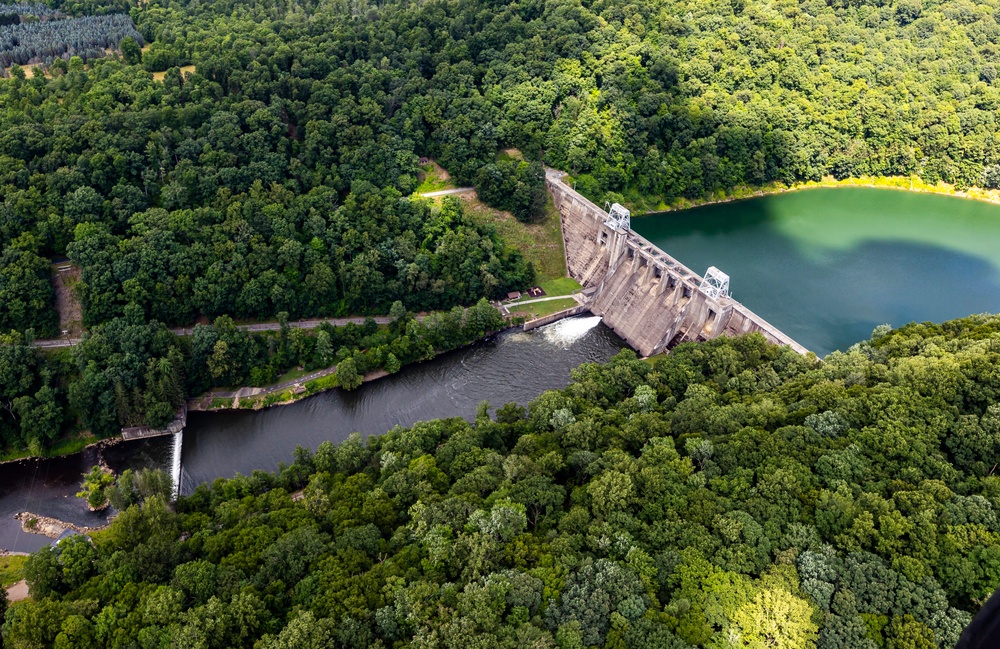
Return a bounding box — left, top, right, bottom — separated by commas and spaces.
8, 315, 1000, 646
4, 0, 1000, 333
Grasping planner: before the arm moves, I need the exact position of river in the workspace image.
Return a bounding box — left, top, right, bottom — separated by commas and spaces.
633, 187, 1000, 356
0, 316, 627, 552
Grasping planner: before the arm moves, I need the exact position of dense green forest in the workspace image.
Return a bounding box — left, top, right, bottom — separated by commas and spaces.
7, 316, 1000, 647
2, 0, 1000, 453
5, 0, 1000, 334
0, 299, 504, 454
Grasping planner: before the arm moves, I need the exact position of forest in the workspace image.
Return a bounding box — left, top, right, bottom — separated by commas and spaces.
5, 316, 1000, 647
3, 0, 1000, 335
0, 298, 504, 454
4, 0, 1000, 640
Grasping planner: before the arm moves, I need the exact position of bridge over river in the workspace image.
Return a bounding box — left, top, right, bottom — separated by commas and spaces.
547, 169, 809, 357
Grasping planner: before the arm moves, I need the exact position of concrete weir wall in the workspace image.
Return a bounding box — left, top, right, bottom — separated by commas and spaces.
547, 171, 809, 357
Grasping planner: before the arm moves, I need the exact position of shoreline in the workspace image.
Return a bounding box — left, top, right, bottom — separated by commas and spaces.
0, 435, 123, 468
192, 325, 521, 413
14, 511, 108, 539
628, 176, 1000, 217
191, 367, 393, 412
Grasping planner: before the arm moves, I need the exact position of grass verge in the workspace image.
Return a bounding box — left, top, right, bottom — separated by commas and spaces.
510, 297, 579, 319
462, 192, 567, 282
1, 555, 28, 588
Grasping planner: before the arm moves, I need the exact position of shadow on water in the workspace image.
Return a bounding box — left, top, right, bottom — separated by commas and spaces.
0, 451, 109, 553
634, 193, 777, 236
0, 438, 175, 553
634, 192, 1000, 355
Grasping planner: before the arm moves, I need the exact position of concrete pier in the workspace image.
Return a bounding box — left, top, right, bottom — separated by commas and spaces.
121, 405, 187, 441
547, 170, 809, 357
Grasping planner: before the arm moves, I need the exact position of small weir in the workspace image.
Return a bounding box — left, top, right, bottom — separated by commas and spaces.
170, 431, 183, 498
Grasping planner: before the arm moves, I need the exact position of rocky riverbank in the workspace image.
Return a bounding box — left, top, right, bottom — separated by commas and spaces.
14, 511, 107, 539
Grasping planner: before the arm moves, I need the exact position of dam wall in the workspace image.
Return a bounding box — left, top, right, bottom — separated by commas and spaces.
547, 171, 809, 357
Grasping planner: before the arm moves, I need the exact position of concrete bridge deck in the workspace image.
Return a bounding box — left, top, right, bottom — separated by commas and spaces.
547, 170, 809, 357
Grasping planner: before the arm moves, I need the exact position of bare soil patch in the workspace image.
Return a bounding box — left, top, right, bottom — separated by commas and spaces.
6, 580, 29, 602
52, 262, 83, 337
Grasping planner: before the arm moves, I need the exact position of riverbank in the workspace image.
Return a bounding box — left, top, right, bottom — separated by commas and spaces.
190, 366, 392, 412
0, 435, 123, 468
619, 176, 1000, 217
14, 511, 107, 538
188, 323, 528, 413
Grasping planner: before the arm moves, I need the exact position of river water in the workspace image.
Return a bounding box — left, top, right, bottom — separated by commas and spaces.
0, 317, 627, 552
633, 188, 1000, 356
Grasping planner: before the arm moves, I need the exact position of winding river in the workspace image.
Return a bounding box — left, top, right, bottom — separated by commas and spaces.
1, 317, 627, 552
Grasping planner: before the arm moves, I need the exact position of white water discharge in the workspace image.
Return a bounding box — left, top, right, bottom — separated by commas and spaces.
170, 430, 183, 499
541, 315, 603, 348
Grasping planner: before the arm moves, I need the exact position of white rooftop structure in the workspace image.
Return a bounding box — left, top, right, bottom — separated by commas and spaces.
699, 266, 730, 300
603, 202, 630, 232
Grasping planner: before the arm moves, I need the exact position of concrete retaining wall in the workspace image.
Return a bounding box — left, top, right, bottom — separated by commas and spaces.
547, 171, 809, 357
522, 305, 588, 331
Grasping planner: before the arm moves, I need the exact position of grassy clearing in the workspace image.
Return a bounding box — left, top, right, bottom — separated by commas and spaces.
462, 192, 567, 282
415, 161, 454, 194
508, 277, 581, 304
1, 555, 28, 588
52, 262, 83, 337
0, 432, 97, 463
511, 277, 583, 304
537, 277, 581, 296
152, 65, 196, 82
510, 297, 578, 319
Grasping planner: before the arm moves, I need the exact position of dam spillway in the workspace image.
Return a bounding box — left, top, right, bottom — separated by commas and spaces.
547, 170, 809, 357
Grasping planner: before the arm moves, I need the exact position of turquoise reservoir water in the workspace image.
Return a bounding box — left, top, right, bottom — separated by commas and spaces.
632, 188, 1000, 355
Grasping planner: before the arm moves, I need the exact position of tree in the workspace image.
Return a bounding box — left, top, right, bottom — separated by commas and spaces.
76, 466, 115, 510
545, 560, 647, 646
108, 468, 173, 510
23, 547, 63, 599
730, 587, 818, 649
0, 583, 8, 648
120, 36, 141, 65
336, 357, 363, 390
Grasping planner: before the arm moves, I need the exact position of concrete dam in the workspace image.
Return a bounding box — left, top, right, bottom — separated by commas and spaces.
547, 170, 809, 357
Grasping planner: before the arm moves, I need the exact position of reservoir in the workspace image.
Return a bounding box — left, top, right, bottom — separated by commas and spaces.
633, 188, 1000, 356
0, 317, 627, 552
